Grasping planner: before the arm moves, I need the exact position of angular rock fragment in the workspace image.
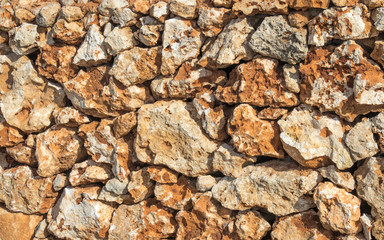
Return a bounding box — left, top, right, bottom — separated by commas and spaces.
0, 166, 57, 214
127, 168, 155, 203
212, 160, 321, 215
109, 46, 161, 86
278, 105, 353, 169
283, 64, 301, 93
249, 15, 308, 64
111, 7, 138, 27
98, 0, 129, 17
318, 165, 355, 192
198, 17, 255, 69
103, 26, 135, 56
371, 112, 384, 153
36, 125, 86, 177
232, 0, 288, 15
53, 173, 69, 192
161, 17, 204, 75
360, 213, 373, 240
150, 2, 170, 23
373, 217, 384, 240
271, 210, 334, 240
9, 23, 40, 55
69, 160, 113, 186
314, 182, 362, 234
135, 22, 163, 47
363, 0, 384, 8
308, 4, 377, 46
36, 2, 61, 27
331, 0, 359, 6
0, 114, 24, 147
135, 100, 218, 177
372, 7, 384, 32
112, 112, 136, 138
0, 6, 16, 31
53, 107, 90, 127
51, 19, 86, 45
236, 210, 271, 240
98, 178, 132, 204
146, 166, 179, 184
371, 40, 384, 67
216, 57, 298, 107
300, 40, 384, 122
170, 0, 196, 19
228, 104, 284, 158
48, 186, 115, 240
6, 137, 37, 166
197, 6, 232, 37
288, 0, 330, 9
196, 175, 217, 192
257, 107, 288, 120
60, 6, 84, 22
109, 199, 177, 239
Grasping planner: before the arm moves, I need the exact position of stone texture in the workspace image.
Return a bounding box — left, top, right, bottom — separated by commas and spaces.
215, 57, 298, 107
0, 205, 44, 240
288, 0, 330, 9
0, 114, 24, 147
48, 186, 115, 240
211, 160, 321, 215
196, 175, 217, 192
372, 112, 384, 153
360, 213, 373, 240
109, 46, 161, 86
69, 159, 113, 186
271, 210, 334, 240
363, 0, 384, 8
308, 4, 377, 46
170, 0, 197, 19
146, 166, 179, 184
108, 199, 177, 239
371, 40, 384, 67
301, 41, 384, 122
161, 17, 204, 75
0, 166, 57, 214
6, 137, 37, 166
314, 182, 362, 234
373, 217, 384, 240
127, 168, 155, 203
198, 17, 255, 69
103, 26, 135, 56
232, 0, 288, 15
235, 210, 271, 240
53, 173, 69, 192
227, 104, 284, 158
136, 22, 163, 47
98, 178, 131, 204
257, 107, 288, 120
318, 165, 355, 192
0, 56, 66, 133
0, 6, 16, 31
331, 0, 359, 6
278, 105, 353, 169
98, 0, 129, 17
53, 107, 90, 127
372, 7, 384, 32
9, 23, 40, 55
36, 125, 86, 177
36, 2, 61, 27
283, 64, 301, 93
60, 6, 84, 22
150, 1, 170, 22
197, 6, 232, 37
135, 100, 218, 177
112, 112, 137, 138
51, 19, 86, 45
111, 7, 138, 27
249, 15, 308, 64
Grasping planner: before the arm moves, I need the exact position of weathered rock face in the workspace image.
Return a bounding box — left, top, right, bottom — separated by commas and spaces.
232, 0, 288, 15
135, 100, 218, 177
51, 19, 86, 44
314, 182, 362, 234
69, 159, 113, 186
0, 166, 57, 214
127, 168, 155, 203
228, 104, 284, 158
211, 160, 322, 215
216, 57, 298, 107
318, 165, 355, 192
300, 40, 384, 122
109, 199, 177, 239
0, 114, 24, 147
197, 6, 232, 37
53, 107, 90, 127
9, 23, 40, 55
103, 26, 135, 56
278, 105, 353, 169
289, 0, 330, 8
236, 210, 271, 240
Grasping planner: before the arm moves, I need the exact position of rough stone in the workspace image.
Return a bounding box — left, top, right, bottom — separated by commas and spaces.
127, 168, 155, 203
0, 6, 16, 31
9, 23, 40, 55
372, 7, 384, 32
197, 6, 232, 37
111, 7, 138, 27
112, 112, 137, 138
196, 175, 217, 192
109, 46, 161, 86
161, 17, 204, 75
249, 15, 308, 64
0, 114, 24, 147
372, 112, 384, 153
169, 0, 196, 19
331, 0, 359, 6
0, 165, 57, 214
98, 178, 132, 204
373, 216, 384, 240
213, 0, 233, 7
146, 166, 179, 184
300, 40, 384, 122
363, 0, 384, 8
314, 182, 362, 234
371, 40, 384, 67
360, 213, 373, 240
51, 19, 86, 45
288, 0, 330, 9
257, 107, 288, 120
14, 8, 35, 24
215, 57, 299, 107
69, 159, 113, 186
283, 64, 301, 93
135, 100, 218, 177
52, 173, 69, 192
278, 105, 353, 169
211, 160, 321, 215
48, 186, 115, 240
213, 143, 257, 177
98, 0, 129, 17
36, 2, 61, 27
150, 1, 170, 22
0, 205, 44, 240
308, 4, 377, 46
198, 17, 255, 69
232, 0, 288, 15
6, 138, 37, 166
60, 6, 84, 22
109, 199, 177, 239
53, 107, 90, 127
318, 165, 355, 192
271, 210, 334, 240
235, 210, 271, 240
36, 125, 86, 177
227, 104, 284, 158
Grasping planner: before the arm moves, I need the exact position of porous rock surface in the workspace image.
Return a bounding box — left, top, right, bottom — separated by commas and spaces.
1, 1, 384, 239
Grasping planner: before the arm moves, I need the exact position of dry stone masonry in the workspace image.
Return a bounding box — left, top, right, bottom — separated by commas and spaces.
2, 0, 384, 239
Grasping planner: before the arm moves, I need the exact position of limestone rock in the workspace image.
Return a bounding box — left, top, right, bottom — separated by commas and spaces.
109, 199, 177, 239
198, 17, 255, 69
372, 7, 384, 32
136, 22, 163, 47
103, 27, 135, 56
212, 160, 321, 215
161, 17, 204, 75
0, 6, 16, 31
371, 112, 384, 153
155, 176, 197, 210
271, 210, 334, 240
318, 165, 355, 192
360, 213, 373, 240
36, 44, 78, 84
53, 107, 90, 127
150, 1, 170, 22
288, 0, 330, 9
9, 23, 40, 55
363, 0, 384, 8
373, 216, 384, 240
196, 175, 217, 192
232, 0, 288, 15
235, 210, 271, 240
127, 168, 155, 203
98, 178, 132, 204
175, 192, 236, 240
111, 7, 138, 27
371, 40, 384, 67
0, 205, 44, 240
146, 166, 179, 184
98, 0, 129, 17
36, 125, 86, 177
0, 166, 57, 214
112, 112, 137, 138
169, 0, 196, 19
249, 15, 308, 64
60, 6, 84, 22
0, 115, 24, 147
215, 57, 298, 107
73, 25, 110, 67
213, 143, 257, 178
197, 6, 232, 37
308, 4, 377, 46
6, 138, 37, 166
355, 157, 384, 217
345, 119, 378, 161
36, 2, 61, 27
257, 107, 288, 120
283, 64, 301, 93
109, 46, 161, 86
314, 182, 362, 234
287, 10, 320, 28
0, 56, 66, 133
51, 19, 86, 45
300, 40, 384, 122
69, 159, 113, 186
135, 100, 218, 177
227, 104, 284, 158
14, 8, 35, 24
331, 0, 359, 6
48, 186, 115, 240
53, 173, 69, 192
278, 105, 353, 169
